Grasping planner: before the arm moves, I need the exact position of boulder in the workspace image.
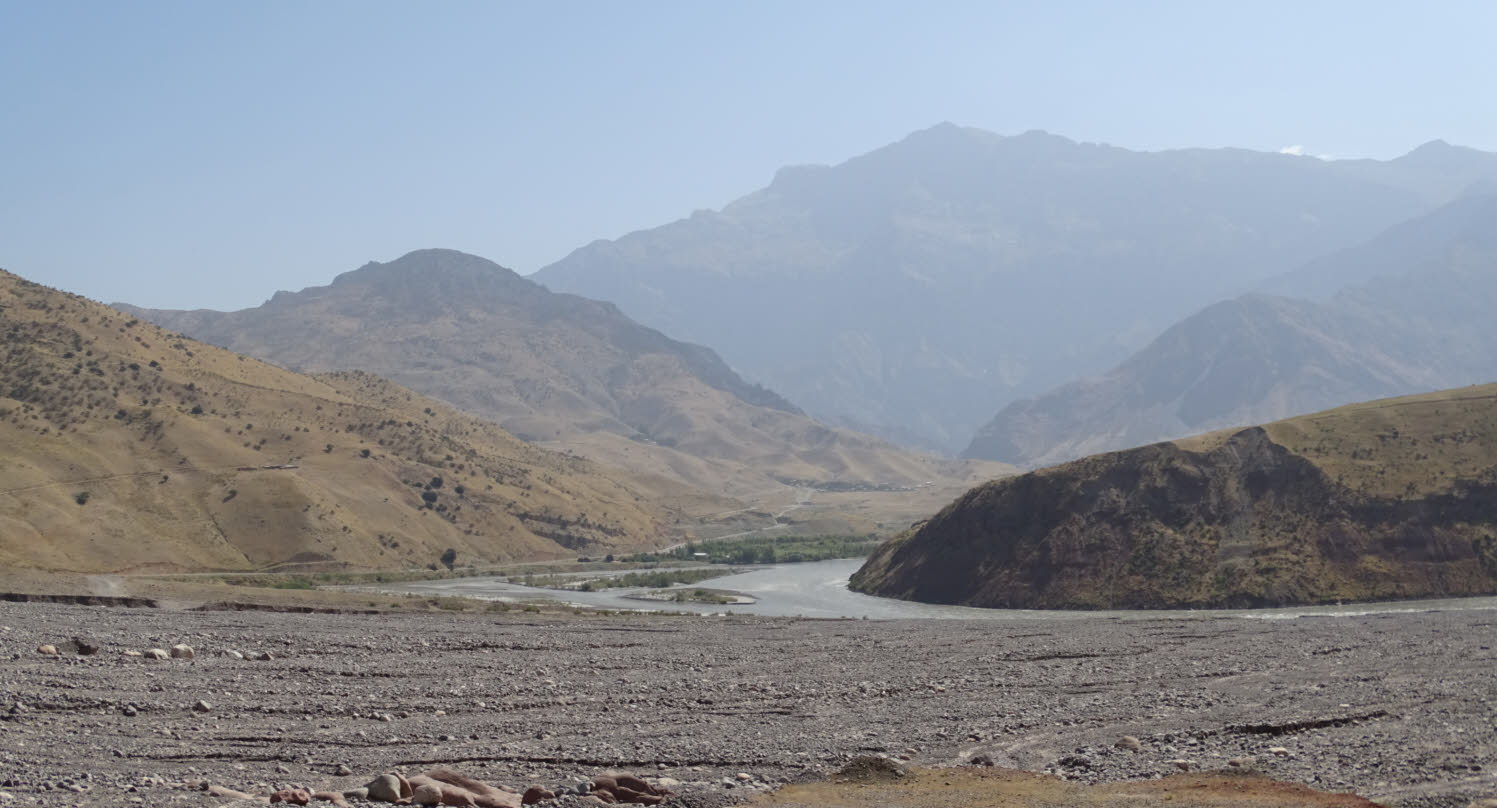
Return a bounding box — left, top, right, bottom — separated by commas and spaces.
1115, 735, 1143, 752
270, 789, 311, 805
36, 644, 58, 656
364, 774, 407, 803
521, 786, 554, 805
207, 784, 268, 803
170, 644, 195, 659
144, 648, 170, 660
418, 768, 521, 808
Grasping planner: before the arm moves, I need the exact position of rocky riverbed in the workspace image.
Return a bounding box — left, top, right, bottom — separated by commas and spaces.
0, 601, 1494, 807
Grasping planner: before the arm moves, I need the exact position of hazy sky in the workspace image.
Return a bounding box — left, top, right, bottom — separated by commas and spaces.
3, 0, 1495, 310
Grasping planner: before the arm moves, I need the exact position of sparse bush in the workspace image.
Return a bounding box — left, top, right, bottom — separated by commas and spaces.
74, 491, 90, 506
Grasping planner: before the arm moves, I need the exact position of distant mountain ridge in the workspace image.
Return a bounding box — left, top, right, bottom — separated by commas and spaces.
854, 384, 1497, 609
535, 123, 1497, 452
965, 193, 1497, 467
121, 249, 1004, 513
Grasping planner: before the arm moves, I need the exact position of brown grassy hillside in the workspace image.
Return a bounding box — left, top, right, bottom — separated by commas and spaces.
853, 384, 1497, 609
0, 269, 686, 573
121, 249, 1012, 527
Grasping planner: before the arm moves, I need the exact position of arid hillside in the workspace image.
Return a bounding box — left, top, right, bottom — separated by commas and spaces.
854, 384, 1497, 608
121, 249, 1009, 511
0, 269, 688, 573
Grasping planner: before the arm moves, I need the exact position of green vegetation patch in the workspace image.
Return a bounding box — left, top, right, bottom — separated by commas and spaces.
626, 533, 879, 565
517, 567, 731, 591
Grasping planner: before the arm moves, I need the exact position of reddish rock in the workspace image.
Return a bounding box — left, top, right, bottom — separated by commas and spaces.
521, 786, 555, 804
270, 789, 311, 805
613, 776, 657, 796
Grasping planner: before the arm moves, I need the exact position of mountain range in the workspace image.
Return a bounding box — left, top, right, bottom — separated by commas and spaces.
121, 249, 1008, 535
965, 191, 1497, 467
535, 124, 1497, 452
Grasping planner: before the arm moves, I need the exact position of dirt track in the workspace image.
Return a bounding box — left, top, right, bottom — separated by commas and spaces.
0, 601, 1494, 807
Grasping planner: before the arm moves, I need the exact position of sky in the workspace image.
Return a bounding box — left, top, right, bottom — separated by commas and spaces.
2, 0, 1495, 310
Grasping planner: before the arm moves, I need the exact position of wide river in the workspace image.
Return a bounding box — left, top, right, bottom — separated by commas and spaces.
378, 558, 1497, 621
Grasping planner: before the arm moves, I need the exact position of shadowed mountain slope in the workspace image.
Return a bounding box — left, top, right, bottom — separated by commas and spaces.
0, 268, 682, 573
854, 384, 1497, 609
965, 193, 1497, 467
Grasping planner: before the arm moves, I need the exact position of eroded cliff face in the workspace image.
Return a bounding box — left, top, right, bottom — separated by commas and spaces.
852, 426, 1497, 609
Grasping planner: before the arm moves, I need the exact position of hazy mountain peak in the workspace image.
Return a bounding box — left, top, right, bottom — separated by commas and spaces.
1395, 138, 1492, 168
331, 248, 524, 292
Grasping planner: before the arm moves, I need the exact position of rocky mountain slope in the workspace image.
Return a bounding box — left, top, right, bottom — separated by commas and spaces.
965, 192, 1497, 467
535, 124, 1497, 451
120, 249, 1006, 518
853, 384, 1497, 609
0, 268, 683, 573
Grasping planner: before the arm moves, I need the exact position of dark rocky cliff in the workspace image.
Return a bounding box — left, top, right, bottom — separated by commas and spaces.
854, 408, 1497, 609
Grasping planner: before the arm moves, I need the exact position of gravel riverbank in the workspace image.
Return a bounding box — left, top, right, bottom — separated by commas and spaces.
0, 601, 1493, 807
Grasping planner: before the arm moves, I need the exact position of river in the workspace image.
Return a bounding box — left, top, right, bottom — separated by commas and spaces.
372, 558, 1497, 621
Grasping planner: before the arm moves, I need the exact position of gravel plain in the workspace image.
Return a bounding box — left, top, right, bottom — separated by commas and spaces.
1, 600, 1494, 807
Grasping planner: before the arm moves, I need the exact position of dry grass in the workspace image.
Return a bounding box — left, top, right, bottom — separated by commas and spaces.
1177, 383, 1497, 499
0, 270, 683, 573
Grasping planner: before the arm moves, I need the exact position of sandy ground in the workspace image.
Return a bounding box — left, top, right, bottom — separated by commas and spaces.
0, 600, 1494, 807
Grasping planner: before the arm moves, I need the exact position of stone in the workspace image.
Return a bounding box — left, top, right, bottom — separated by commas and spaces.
224, 650, 245, 660
365, 775, 405, 803
412, 784, 444, 805
967, 752, 996, 767
614, 775, 656, 795
74, 638, 99, 656
1169, 759, 1192, 771
1115, 735, 1143, 752
1227, 756, 1257, 770
334, 764, 353, 777
522, 786, 554, 804
271, 789, 311, 805
122, 705, 139, 717
341, 788, 369, 801
312, 792, 348, 805
0, 792, 13, 801
1267, 746, 1290, 757
170, 644, 195, 659
36, 644, 59, 656
122, 650, 144, 657
252, 651, 275, 661
193, 700, 213, 713
207, 785, 262, 801
144, 648, 170, 660
735, 773, 752, 782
